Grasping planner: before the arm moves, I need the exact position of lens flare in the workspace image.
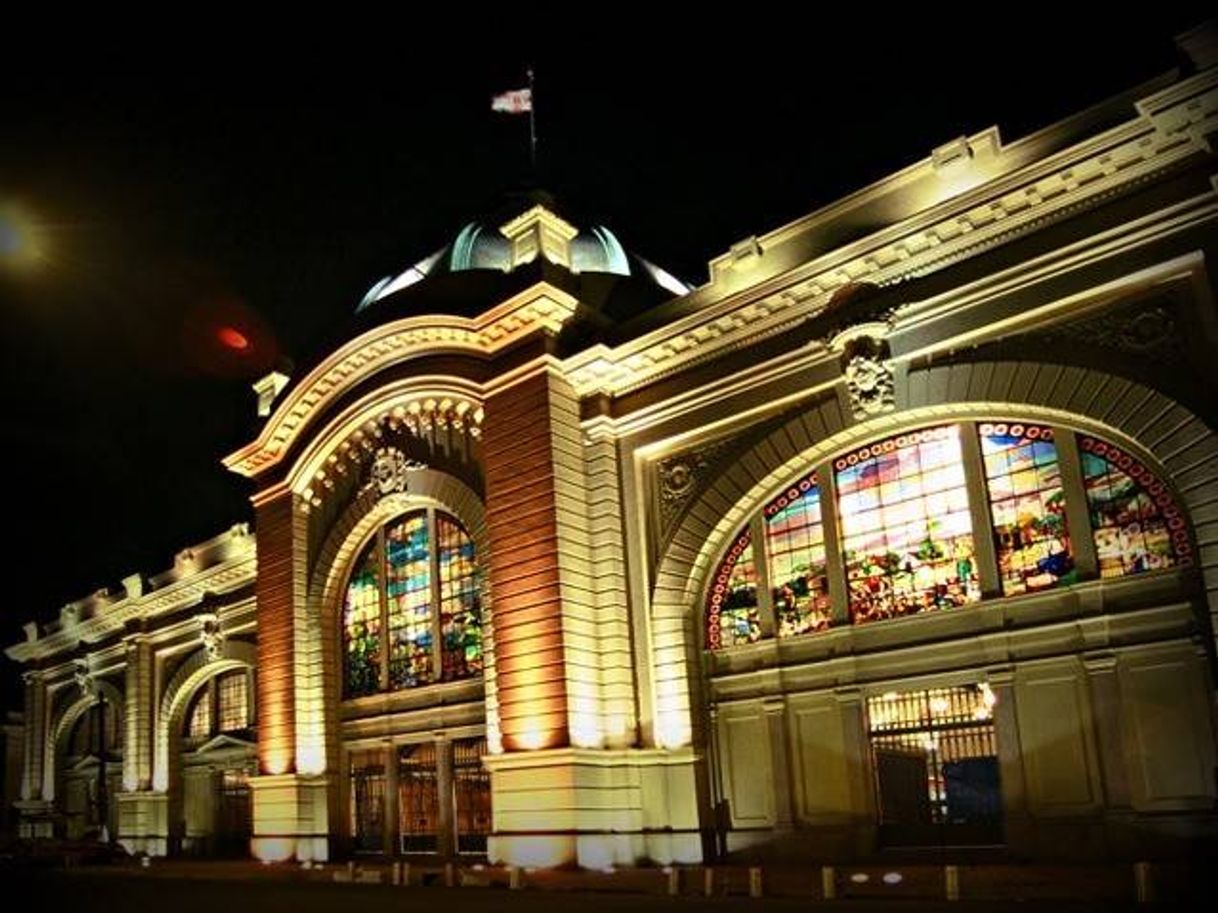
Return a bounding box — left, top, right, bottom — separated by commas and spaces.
218, 326, 250, 351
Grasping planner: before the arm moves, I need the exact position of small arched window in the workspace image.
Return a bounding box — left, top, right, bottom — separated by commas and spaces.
706, 421, 1191, 650
184, 669, 253, 743
342, 508, 483, 699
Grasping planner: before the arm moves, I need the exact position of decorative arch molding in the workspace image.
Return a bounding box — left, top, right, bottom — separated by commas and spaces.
295, 468, 496, 776
286, 376, 486, 501
152, 641, 257, 790
648, 360, 1218, 749
45, 679, 124, 802
223, 282, 580, 479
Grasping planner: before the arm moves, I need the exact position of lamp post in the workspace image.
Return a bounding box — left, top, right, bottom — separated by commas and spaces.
96, 688, 109, 844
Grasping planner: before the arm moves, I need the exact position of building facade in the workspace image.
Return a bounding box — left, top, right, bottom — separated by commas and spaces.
7, 27, 1218, 867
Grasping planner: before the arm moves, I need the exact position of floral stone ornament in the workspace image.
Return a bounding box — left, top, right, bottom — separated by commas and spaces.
367, 447, 426, 496
830, 322, 895, 421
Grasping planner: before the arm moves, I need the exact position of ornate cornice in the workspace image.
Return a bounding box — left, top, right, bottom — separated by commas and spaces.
562, 74, 1216, 398
5, 527, 256, 665
224, 282, 578, 478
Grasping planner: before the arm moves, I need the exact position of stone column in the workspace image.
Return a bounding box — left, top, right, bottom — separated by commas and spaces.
14, 671, 52, 838
481, 365, 699, 869
19, 671, 46, 802
117, 634, 168, 855
383, 743, 398, 857
123, 635, 153, 791
248, 485, 329, 862
435, 735, 454, 858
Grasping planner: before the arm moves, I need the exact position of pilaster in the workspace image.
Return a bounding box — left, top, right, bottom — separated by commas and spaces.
19, 671, 46, 802
249, 773, 330, 862
122, 635, 153, 791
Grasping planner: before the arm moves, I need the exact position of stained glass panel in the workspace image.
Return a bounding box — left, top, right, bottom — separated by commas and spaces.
438, 514, 482, 681
343, 538, 381, 698
706, 530, 761, 649
980, 422, 1074, 595
764, 471, 832, 636
1079, 436, 1191, 578
836, 425, 979, 624
386, 512, 433, 688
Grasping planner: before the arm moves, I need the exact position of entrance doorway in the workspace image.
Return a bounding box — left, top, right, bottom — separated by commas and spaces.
867, 684, 1002, 846
348, 735, 491, 857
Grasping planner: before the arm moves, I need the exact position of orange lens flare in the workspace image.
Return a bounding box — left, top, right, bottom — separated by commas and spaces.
218, 326, 250, 351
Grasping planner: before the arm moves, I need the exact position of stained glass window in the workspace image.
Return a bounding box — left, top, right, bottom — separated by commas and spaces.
343, 539, 382, 698
836, 426, 979, 624
980, 423, 1074, 594
438, 514, 482, 681
342, 508, 484, 696
706, 530, 761, 649
217, 671, 249, 732
386, 514, 434, 689
764, 471, 832, 636
1079, 436, 1192, 577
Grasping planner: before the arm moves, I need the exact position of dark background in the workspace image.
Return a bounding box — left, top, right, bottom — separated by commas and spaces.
0, 16, 1208, 708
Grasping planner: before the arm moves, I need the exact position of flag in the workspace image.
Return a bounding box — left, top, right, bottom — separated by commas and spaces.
492, 88, 532, 114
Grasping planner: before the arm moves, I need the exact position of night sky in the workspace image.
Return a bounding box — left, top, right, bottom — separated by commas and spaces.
0, 16, 1207, 706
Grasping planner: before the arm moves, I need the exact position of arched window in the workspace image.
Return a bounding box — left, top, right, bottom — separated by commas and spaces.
184, 669, 253, 743
706, 421, 1191, 650
342, 508, 483, 699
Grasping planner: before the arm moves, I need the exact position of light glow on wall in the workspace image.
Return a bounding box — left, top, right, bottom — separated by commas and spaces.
251, 837, 295, 863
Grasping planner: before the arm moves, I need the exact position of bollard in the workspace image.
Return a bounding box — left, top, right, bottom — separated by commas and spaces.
944, 864, 960, 901
390, 861, 400, 885
445, 862, 455, 887
402, 862, 411, 886
821, 865, 836, 900
1134, 861, 1153, 903
666, 867, 680, 896
703, 867, 714, 897
749, 866, 763, 899
509, 866, 522, 890
346, 860, 356, 881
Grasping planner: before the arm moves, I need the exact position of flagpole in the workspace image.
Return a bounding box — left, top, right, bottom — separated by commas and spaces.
527, 66, 537, 172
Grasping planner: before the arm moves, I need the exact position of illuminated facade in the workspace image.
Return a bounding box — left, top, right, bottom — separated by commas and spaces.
7, 27, 1218, 866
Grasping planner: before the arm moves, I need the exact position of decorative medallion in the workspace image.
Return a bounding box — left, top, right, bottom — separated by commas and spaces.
830, 324, 895, 421
366, 447, 426, 497
657, 439, 734, 535
1037, 303, 1181, 360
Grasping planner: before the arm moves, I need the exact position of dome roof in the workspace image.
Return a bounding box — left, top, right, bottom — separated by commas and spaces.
354, 192, 690, 322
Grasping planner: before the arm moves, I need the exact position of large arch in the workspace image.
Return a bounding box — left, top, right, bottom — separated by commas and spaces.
153, 640, 258, 791
295, 468, 495, 783
649, 360, 1218, 749
46, 679, 124, 802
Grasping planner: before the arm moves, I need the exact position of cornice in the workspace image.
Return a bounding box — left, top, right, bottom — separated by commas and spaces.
225, 282, 579, 478
561, 76, 1217, 399
6, 553, 256, 665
